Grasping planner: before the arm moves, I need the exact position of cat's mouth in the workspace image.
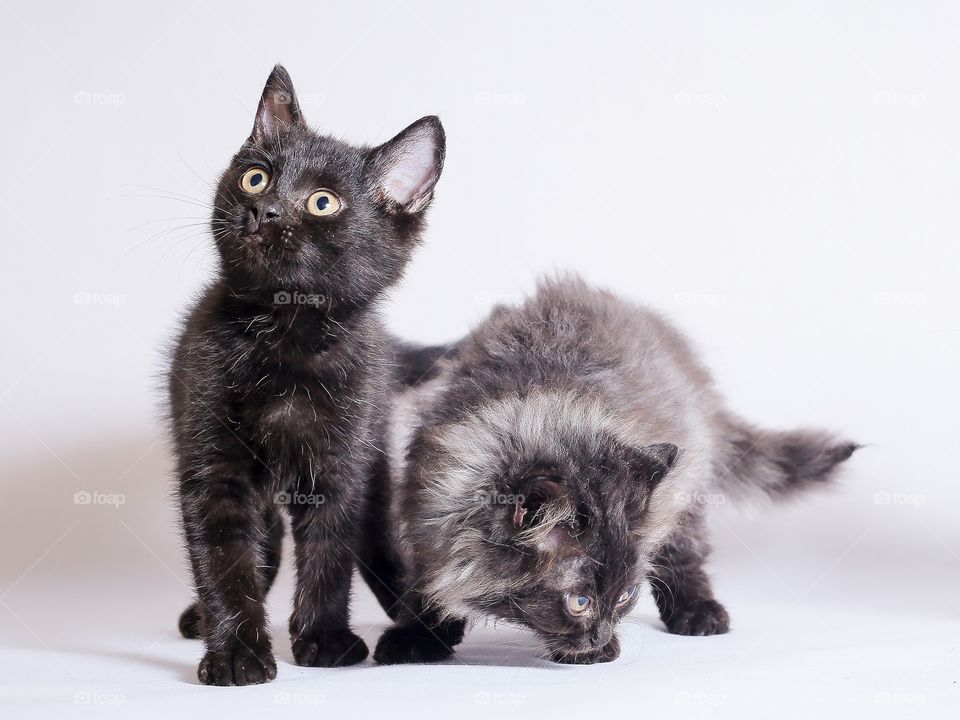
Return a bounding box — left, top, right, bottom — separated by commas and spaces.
527, 624, 599, 655
548, 636, 595, 654
243, 225, 302, 258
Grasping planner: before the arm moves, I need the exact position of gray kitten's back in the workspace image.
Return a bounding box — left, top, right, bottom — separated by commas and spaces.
392, 273, 855, 535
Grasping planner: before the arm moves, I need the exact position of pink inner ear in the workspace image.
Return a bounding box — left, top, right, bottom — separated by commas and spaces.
513, 500, 527, 529
383, 137, 438, 206
257, 90, 298, 140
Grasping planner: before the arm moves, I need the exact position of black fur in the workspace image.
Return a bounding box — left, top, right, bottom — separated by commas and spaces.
166, 65, 444, 685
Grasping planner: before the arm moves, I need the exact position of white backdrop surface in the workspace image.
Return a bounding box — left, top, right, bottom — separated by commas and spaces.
0, 1, 957, 718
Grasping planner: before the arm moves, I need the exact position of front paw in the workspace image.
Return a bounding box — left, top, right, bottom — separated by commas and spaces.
197, 645, 277, 686
664, 599, 730, 636
292, 628, 369, 667
551, 635, 621, 665
373, 624, 456, 665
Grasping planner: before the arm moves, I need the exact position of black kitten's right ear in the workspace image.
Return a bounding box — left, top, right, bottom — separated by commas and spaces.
250, 64, 304, 144
366, 116, 445, 214
629, 443, 680, 489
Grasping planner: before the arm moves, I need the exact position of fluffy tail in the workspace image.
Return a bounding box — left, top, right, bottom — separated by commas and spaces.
714, 413, 859, 502
390, 339, 458, 387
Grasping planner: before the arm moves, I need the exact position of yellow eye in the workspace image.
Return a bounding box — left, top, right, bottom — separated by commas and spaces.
565, 593, 592, 616
240, 167, 270, 194
616, 584, 639, 606
306, 190, 342, 217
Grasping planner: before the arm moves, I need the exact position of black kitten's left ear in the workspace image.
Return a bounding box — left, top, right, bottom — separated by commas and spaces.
250, 64, 304, 144
366, 116, 445, 214
629, 443, 680, 489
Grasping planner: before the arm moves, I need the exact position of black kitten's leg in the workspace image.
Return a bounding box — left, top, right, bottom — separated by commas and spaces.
179, 504, 284, 640
180, 465, 277, 685
286, 486, 368, 667
373, 592, 466, 665
649, 511, 730, 636
357, 454, 406, 620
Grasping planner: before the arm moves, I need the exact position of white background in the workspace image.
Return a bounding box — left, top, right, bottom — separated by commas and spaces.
1, 1, 957, 717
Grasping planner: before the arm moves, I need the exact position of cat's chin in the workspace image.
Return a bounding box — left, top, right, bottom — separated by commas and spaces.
549, 635, 621, 665
241, 246, 310, 284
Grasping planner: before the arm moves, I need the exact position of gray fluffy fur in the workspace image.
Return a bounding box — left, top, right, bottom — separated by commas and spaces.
371, 274, 857, 665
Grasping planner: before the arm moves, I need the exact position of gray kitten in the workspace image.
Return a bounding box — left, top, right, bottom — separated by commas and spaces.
364, 274, 857, 665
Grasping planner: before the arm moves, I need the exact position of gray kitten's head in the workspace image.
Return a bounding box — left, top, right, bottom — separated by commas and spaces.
409, 391, 679, 659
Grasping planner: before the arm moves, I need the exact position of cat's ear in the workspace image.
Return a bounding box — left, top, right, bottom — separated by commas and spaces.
366, 116, 445, 214
250, 64, 304, 144
629, 443, 680, 489
511, 476, 566, 531
511, 475, 576, 554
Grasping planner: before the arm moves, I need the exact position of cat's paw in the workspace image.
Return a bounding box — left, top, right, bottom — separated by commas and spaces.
178, 603, 203, 639
664, 599, 730, 636
291, 629, 369, 668
551, 635, 621, 664
373, 625, 456, 665
197, 645, 277, 686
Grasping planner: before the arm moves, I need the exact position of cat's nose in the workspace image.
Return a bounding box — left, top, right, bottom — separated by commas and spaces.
589, 625, 613, 648
247, 201, 282, 231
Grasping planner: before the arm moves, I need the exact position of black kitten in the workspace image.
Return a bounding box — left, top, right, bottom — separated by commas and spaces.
167, 65, 444, 685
